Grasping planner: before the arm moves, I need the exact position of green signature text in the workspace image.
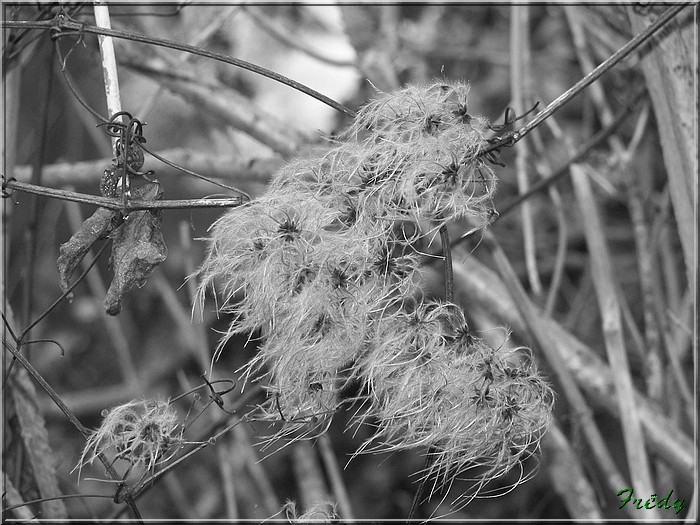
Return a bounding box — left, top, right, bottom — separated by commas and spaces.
617, 488, 684, 515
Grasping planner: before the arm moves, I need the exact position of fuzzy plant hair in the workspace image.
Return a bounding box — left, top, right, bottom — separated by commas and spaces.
75, 399, 182, 480
197, 80, 553, 507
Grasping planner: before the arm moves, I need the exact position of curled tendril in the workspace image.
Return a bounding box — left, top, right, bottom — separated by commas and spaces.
201, 374, 238, 415
489, 102, 540, 134
482, 102, 540, 167
98, 112, 148, 174
96, 112, 155, 208
96, 112, 250, 200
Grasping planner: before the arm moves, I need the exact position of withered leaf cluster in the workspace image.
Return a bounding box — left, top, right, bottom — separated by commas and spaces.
57, 182, 167, 315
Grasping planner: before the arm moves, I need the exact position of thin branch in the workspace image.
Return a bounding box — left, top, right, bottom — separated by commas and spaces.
54, 36, 110, 123
510, 4, 542, 296
532, 124, 568, 318
137, 5, 241, 119
3, 239, 108, 387
479, 4, 686, 157
439, 225, 454, 303
2, 337, 143, 520
119, 50, 305, 157
123, 385, 263, 505
2, 493, 113, 514
493, 88, 643, 221
139, 144, 252, 200
3, 16, 356, 118
570, 164, 657, 513
11, 148, 281, 188
408, 223, 454, 519
318, 434, 354, 520
3, 179, 245, 210
21, 43, 54, 336
17, 242, 109, 346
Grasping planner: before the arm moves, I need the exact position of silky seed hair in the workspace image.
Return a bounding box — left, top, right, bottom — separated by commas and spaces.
352, 301, 553, 497
74, 399, 181, 478
196, 80, 552, 506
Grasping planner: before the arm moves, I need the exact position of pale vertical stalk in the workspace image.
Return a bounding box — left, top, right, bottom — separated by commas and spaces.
563, 7, 617, 132
570, 164, 657, 518
627, 185, 664, 395
219, 441, 238, 520
545, 422, 603, 519
292, 440, 330, 513
627, 6, 695, 289
482, 232, 636, 517
565, 6, 665, 401
318, 434, 354, 520
541, 169, 567, 317
94, 3, 122, 153
510, 5, 542, 296
2, 475, 36, 520
179, 221, 215, 373
233, 425, 281, 516
531, 122, 568, 318
657, 223, 681, 315
443, 249, 693, 478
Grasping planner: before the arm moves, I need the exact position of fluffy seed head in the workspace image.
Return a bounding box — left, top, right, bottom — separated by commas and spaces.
356, 301, 554, 495
75, 399, 181, 477
195, 80, 553, 509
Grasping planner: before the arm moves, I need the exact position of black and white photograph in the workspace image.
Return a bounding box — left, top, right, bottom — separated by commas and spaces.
1, 2, 697, 522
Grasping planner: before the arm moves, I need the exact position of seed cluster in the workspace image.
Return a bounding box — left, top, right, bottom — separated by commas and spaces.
198, 81, 553, 492
76, 399, 181, 476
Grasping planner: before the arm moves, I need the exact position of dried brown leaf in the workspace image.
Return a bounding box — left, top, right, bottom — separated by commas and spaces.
57, 206, 122, 294
104, 182, 167, 315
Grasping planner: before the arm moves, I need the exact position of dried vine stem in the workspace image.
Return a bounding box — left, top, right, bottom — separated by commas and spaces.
479, 3, 687, 156
510, 5, 542, 296
2, 14, 356, 119
2, 240, 109, 386
107, 385, 263, 516
407, 223, 454, 519
2, 178, 245, 210
490, 87, 644, 222
3, 336, 143, 521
